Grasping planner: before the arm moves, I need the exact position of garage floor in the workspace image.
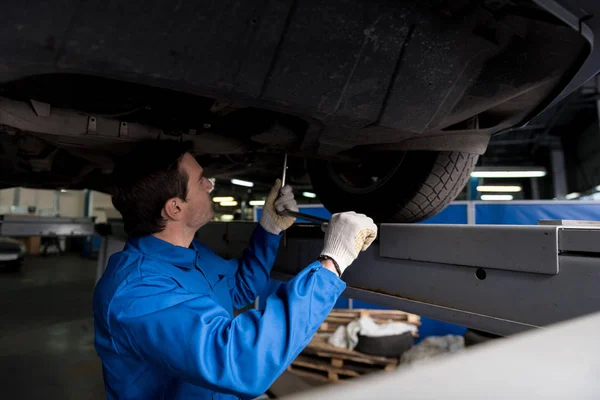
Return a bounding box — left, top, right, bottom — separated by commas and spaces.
0, 252, 322, 399
0, 253, 105, 399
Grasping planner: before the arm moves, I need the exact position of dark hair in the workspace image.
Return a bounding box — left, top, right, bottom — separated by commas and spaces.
111, 139, 191, 237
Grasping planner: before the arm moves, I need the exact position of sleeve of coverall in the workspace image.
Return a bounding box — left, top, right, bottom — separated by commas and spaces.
110, 263, 346, 399
228, 224, 282, 309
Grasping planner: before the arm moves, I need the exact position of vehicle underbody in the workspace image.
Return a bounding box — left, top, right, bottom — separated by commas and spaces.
0, 0, 595, 221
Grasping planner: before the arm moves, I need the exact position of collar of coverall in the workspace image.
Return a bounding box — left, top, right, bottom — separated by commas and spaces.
128, 235, 200, 270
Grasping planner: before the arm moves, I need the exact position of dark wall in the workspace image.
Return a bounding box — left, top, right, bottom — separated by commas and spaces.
563, 119, 600, 193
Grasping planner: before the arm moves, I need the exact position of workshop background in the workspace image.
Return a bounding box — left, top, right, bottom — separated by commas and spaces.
2, 75, 600, 398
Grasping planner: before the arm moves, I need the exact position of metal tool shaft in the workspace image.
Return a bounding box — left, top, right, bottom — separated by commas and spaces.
280, 209, 329, 224
281, 153, 288, 188
278, 153, 329, 226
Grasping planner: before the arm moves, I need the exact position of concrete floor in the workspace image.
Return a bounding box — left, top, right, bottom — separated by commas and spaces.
0, 252, 323, 399
0, 253, 105, 399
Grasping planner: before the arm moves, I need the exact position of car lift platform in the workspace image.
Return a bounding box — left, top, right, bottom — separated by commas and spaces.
99, 220, 600, 337
0, 214, 95, 237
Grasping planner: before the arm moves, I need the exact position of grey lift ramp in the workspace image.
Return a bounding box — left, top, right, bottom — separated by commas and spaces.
100, 220, 600, 337
267, 222, 600, 336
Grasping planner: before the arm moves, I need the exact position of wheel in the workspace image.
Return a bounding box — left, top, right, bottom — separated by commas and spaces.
355, 331, 414, 358
306, 151, 478, 223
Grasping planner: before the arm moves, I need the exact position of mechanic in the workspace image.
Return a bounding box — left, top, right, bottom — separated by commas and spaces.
93, 139, 378, 400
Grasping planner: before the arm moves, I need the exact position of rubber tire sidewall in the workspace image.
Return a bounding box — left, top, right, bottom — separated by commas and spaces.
306, 151, 477, 223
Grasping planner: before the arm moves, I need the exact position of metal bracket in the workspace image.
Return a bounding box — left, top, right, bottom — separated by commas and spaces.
29, 99, 51, 117
379, 224, 560, 275
119, 121, 129, 137
87, 116, 97, 134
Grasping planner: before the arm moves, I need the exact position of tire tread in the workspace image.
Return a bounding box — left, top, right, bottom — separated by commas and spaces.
393, 151, 477, 222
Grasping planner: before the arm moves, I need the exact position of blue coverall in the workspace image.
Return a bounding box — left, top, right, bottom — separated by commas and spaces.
93, 224, 346, 399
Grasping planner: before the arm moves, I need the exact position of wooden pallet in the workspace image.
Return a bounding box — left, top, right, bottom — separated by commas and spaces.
288, 335, 399, 383
318, 308, 421, 334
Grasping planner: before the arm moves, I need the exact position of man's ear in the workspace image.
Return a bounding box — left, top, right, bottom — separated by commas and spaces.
162, 197, 184, 221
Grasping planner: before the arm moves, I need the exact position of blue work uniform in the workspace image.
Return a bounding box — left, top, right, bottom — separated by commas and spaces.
93, 225, 345, 399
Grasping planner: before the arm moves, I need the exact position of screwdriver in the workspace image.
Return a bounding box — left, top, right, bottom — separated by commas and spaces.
278, 154, 330, 226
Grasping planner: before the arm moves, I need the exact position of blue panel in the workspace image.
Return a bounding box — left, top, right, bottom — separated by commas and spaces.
351, 299, 390, 310
335, 297, 350, 308
419, 204, 468, 224
476, 203, 600, 225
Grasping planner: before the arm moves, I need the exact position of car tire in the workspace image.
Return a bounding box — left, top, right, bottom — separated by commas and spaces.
306, 151, 478, 223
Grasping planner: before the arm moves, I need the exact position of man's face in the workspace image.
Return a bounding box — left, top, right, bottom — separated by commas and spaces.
179, 153, 214, 229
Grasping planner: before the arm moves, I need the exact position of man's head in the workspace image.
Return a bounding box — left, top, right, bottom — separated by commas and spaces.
111, 140, 214, 238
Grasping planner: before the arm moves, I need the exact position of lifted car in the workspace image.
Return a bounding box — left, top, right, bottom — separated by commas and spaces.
0, 0, 599, 222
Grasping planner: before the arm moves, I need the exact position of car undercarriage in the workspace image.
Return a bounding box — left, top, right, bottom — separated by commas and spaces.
0, 0, 597, 221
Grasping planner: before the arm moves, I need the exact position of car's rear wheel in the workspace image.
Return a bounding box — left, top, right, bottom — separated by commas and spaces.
306, 151, 478, 223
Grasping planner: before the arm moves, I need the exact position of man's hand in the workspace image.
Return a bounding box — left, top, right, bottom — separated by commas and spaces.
259, 178, 298, 235
320, 212, 377, 276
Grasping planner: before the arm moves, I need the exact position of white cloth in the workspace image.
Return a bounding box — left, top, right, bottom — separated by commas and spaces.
400, 335, 465, 365
328, 316, 418, 350
320, 212, 378, 273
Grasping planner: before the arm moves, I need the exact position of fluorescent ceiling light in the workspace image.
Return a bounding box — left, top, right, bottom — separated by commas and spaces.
231, 179, 254, 187
60, 189, 68, 193
480, 194, 514, 201
566, 192, 580, 200
476, 185, 522, 193
212, 196, 234, 203
220, 214, 234, 221
471, 167, 546, 178
472, 171, 546, 178
219, 201, 238, 206
302, 192, 317, 198
249, 200, 265, 206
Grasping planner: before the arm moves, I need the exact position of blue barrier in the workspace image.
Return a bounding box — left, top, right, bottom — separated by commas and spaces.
475, 202, 600, 224
419, 203, 468, 224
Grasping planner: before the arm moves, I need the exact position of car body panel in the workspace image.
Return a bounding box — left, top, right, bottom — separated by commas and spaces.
0, 1, 595, 146
532, 0, 600, 110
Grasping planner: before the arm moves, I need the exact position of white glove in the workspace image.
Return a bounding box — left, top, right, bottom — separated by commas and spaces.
259, 179, 298, 235
320, 212, 377, 275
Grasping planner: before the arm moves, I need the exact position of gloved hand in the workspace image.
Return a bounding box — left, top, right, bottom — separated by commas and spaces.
320, 212, 377, 276
259, 178, 298, 235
